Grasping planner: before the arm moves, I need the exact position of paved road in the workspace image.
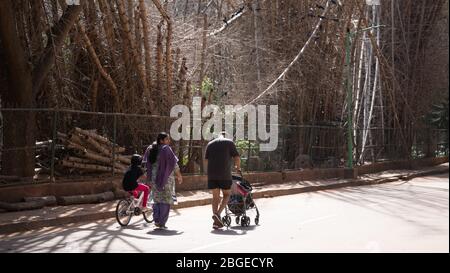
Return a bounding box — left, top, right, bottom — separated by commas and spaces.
0, 173, 448, 253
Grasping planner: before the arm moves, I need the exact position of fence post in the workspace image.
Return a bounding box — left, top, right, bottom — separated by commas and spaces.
50, 110, 58, 182
280, 125, 285, 172
112, 114, 117, 176
447, 129, 449, 156
428, 128, 432, 158
247, 139, 251, 172
164, 117, 168, 132
345, 30, 354, 169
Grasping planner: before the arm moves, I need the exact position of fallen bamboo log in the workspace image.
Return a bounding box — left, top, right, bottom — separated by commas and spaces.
60, 160, 125, 173
23, 196, 57, 206
67, 133, 89, 149
67, 132, 85, 145
63, 141, 130, 170
40, 128, 131, 174
66, 139, 87, 152
36, 140, 53, 148
82, 135, 128, 163
116, 155, 131, 165
0, 200, 46, 212
74, 149, 129, 169
57, 191, 115, 206
74, 127, 125, 153
74, 135, 102, 154
83, 135, 112, 155
76, 149, 111, 165
0, 175, 21, 181
65, 156, 99, 165
57, 132, 68, 139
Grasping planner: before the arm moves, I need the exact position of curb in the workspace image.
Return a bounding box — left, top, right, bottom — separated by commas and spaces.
1, 167, 447, 235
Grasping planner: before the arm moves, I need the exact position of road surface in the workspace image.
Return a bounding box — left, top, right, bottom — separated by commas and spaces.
0, 173, 448, 253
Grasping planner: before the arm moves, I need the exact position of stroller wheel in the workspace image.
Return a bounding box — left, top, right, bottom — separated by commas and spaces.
236, 216, 240, 225
222, 215, 231, 227
241, 216, 250, 227
255, 217, 259, 225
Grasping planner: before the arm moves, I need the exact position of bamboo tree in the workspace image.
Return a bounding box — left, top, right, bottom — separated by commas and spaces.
77, 22, 122, 112
116, 0, 149, 96
139, 0, 153, 97
152, 0, 174, 109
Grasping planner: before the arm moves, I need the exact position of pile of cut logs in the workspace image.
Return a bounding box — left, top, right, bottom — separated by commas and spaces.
55, 127, 131, 174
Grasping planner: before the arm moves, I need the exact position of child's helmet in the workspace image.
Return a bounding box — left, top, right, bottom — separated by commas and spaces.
131, 154, 142, 166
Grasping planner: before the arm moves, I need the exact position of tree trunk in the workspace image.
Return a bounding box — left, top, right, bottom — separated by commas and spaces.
152, 0, 174, 110
156, 22, 164, 97
139, 0, 153, 103
116, 0, 149, 96
32, 2, 83, 97
0, 0, 35, 179
78, 22, 123, 112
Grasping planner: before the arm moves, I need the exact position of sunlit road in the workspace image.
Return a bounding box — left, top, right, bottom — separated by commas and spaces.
0, 173, 448, 253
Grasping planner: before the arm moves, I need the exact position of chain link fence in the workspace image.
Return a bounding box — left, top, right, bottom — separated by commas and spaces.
0, 108, 448, 184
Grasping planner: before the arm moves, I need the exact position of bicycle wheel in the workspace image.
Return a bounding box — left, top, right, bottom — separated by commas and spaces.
143, 206, 154, 223
116, 199, 133, 226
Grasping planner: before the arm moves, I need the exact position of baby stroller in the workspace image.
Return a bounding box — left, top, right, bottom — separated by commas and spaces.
222, 172, 260, 227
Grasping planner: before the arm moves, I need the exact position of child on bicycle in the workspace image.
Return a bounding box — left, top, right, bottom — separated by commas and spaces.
122, 154, 151, 212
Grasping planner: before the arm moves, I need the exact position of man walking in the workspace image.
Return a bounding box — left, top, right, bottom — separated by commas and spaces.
205, 132, 241, 229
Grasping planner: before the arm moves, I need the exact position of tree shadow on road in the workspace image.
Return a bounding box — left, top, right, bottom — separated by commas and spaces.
0, 220, 152, 253
314, 175, 449, 233
117, 224, 149, 231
